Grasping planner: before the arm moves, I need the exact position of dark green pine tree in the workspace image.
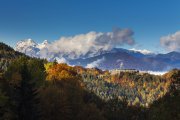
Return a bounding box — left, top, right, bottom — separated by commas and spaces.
4, 57, 41, 120
17, 62, 39, 120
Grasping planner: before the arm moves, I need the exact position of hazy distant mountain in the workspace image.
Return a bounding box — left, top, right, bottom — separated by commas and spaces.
15, 40, 180, 71
69, 48, 180, 71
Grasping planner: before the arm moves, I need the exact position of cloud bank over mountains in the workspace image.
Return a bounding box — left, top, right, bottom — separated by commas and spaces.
15, 27, 180, 71
15, 28, 135, 61
45, 28, 135, 58
160, 31, 180, 52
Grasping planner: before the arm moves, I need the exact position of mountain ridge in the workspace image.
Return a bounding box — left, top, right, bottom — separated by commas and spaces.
14, 40, 180, 71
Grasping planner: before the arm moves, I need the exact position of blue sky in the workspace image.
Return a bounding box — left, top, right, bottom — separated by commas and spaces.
0, 0, 180, 53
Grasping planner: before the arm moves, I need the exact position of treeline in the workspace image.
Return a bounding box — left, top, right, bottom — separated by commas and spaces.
0, 56, 179, 119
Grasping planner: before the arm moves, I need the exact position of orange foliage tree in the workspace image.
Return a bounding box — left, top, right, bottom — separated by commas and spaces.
46, 63, 79, 81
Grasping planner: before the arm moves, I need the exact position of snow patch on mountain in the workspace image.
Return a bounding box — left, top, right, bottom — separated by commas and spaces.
129, 48, 153, 55
86, 57, 105, 68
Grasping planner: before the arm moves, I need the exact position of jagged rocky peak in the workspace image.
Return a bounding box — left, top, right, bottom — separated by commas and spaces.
42, 40, 49, 44
37, 40, 50, 49
15, 38, 37, 49
26, 38, 36, 44
15, 39, 40, 57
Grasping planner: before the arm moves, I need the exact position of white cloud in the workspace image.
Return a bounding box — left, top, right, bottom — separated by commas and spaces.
86, 57, 105, 68
54, 57, 67, 63
40, 27, 135, 59
129, 48, 153, 54
160, 31, 180, 52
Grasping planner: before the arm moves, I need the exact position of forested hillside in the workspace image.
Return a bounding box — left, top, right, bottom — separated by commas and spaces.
0, 42, 27, 72
0, 43, 179, 120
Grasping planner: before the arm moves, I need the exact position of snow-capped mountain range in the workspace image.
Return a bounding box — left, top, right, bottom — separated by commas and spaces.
15, 39, 180, 71
15, 39, 112, 61
15, 39, 49, 58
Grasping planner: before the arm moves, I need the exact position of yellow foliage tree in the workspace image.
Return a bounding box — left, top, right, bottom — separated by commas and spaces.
46, 63, 76, 80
